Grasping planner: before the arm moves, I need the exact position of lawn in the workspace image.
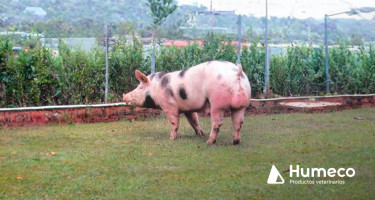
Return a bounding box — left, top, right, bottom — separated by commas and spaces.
1, 108, 374, 199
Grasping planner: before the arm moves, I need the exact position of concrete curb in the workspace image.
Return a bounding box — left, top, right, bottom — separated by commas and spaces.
1, 94, 374, 127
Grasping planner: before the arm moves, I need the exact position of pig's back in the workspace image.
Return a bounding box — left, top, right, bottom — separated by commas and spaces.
169, 61, 251, 111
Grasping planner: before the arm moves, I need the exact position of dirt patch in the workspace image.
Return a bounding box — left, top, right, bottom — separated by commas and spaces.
280, 101, 342, 108
0, 136, 13, 143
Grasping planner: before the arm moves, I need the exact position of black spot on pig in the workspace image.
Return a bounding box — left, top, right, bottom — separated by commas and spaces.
149, 74, 155, 81
179, 69, 188, 77
143, 93, 159, 109
165, 88, 174, 97
161, 75, 170, 88
179, 87, 187, 100
158, 72, 167, 79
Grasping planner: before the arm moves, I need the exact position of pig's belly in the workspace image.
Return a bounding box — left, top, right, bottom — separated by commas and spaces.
176, 95, 207, 112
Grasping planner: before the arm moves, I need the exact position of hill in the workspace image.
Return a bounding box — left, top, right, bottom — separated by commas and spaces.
1, 0, 374, 44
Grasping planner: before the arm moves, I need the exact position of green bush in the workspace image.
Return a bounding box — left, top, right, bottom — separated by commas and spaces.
241, 42, 265, 97
357, 46, 375, 93
56, 40, 105, 104
270, 45, 325, 96
2, 41, 59, 107
329, 43, 358, 94
110, 37, 145, 101
0, 37, 12, 107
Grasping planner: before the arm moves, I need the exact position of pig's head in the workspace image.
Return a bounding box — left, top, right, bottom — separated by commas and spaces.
123, 70, 155, 107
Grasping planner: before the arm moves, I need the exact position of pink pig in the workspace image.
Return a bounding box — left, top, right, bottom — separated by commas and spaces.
123, 61, 251, 145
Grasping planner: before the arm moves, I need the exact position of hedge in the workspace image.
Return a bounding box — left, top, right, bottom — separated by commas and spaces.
1, 33, 374, 107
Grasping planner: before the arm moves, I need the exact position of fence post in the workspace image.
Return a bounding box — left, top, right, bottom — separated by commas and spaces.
105, 24, 109, 103
236, 14, 242, 65
263, 0, 270, 97
151, 29, 156, 74
324, 14, 330, 94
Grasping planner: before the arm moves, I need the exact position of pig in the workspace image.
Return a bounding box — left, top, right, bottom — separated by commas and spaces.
123, 61, 251, 145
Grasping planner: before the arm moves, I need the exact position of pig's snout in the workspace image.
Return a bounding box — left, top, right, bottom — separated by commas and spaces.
122, 93, 127, 102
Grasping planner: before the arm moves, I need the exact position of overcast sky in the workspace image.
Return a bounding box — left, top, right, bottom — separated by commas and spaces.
177, 0, 375, 20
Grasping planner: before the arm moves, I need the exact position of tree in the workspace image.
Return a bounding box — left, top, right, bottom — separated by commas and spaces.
350, 34, 364, 46
147, 0, 177, 26
146, 0, 177, 73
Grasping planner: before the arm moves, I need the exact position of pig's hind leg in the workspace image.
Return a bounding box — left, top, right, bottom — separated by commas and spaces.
231, 108, 246, 145
184, 112, 205, 137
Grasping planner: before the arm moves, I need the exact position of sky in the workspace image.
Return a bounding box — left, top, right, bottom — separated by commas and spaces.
177, 0, 375, 20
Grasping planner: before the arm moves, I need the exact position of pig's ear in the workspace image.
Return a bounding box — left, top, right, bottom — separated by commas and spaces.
135, 70, 149, 83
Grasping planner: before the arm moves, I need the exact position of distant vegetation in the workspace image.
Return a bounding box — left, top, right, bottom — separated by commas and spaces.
1, 1, 375, 107
1, 34, 374, 107
0, 0, 375, 44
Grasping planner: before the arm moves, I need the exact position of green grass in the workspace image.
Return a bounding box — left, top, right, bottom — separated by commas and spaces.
1, 108, 374, 199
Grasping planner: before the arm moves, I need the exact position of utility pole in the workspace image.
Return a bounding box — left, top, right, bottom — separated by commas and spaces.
324, 14, 329, 94
197, 0, 235, 30
151, 30, 156, 74
210, 0, 214, 30
105, 24, 109, 103
263, 0, 270, 97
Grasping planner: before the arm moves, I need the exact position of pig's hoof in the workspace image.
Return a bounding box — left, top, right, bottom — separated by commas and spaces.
169, 135, 178, 140
206, 139, 216, 145
232, 139, 241, 145
197, 130, 205, 137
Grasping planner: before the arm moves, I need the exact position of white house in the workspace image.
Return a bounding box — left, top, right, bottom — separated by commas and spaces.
23, 7, 47, 18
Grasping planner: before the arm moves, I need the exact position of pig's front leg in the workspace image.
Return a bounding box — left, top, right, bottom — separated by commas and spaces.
207, 109, 225, 145
184, 112, 204, 137
165, 110, 180, 140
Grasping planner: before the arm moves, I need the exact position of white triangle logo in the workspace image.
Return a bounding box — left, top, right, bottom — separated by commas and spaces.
267, 165, 285, 184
